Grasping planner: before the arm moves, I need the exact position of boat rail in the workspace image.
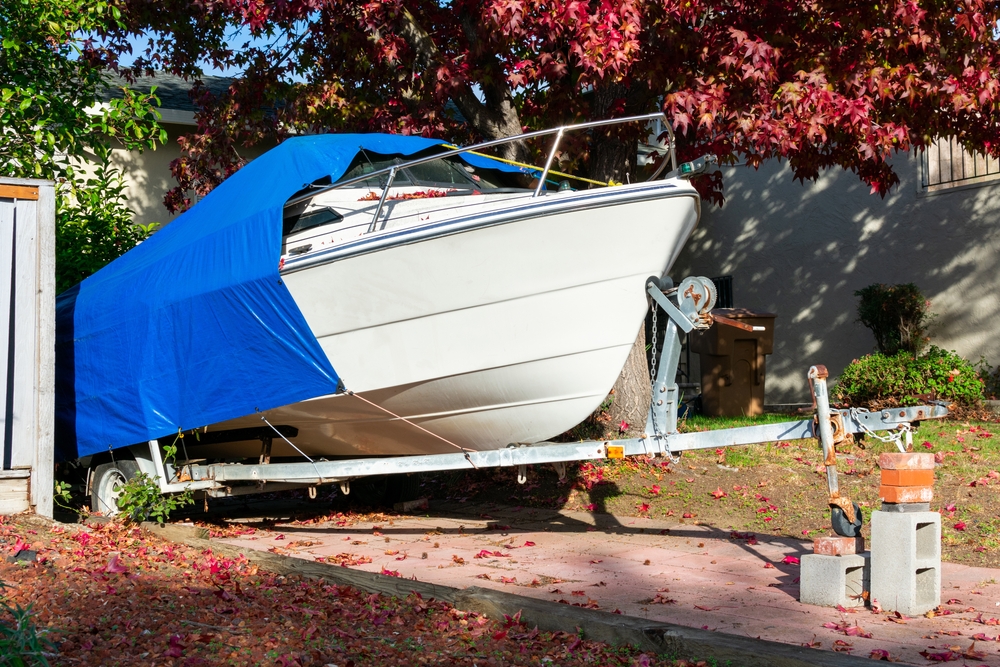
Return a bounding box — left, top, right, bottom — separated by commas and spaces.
283, 112, 677, 233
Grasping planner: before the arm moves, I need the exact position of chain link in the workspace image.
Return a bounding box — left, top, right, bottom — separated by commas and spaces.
648, 297, 680, 463
849, 407, 910, 453
650, 300, 658, 387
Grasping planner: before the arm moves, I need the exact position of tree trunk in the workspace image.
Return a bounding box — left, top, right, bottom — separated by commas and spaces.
588, 80, 656, 440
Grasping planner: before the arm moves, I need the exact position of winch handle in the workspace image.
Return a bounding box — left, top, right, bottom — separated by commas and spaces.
712, 314, 766, 332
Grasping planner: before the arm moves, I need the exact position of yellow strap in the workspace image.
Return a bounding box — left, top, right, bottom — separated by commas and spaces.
442, 144, 617, 188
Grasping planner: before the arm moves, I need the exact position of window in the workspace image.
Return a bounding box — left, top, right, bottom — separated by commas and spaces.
921, 136, 1000, 192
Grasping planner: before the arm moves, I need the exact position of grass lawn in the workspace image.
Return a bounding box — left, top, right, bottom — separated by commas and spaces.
426, 415, 1000, 568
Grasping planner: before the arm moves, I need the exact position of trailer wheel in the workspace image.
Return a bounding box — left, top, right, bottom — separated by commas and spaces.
830, 501, 863, 537
91, 460, 140, 515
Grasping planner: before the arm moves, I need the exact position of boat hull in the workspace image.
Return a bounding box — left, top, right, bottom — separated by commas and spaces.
198, 181, 700, 458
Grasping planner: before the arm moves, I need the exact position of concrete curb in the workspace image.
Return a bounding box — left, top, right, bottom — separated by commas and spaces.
33, 514, 873, 666
158, 528, 871, 666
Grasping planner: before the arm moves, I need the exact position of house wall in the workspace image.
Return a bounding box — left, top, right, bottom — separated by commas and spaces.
109, 122, 276, 228
672, 153, 1000, 404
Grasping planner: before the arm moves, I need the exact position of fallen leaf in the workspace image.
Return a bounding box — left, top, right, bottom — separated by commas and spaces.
918, 649, 961, 662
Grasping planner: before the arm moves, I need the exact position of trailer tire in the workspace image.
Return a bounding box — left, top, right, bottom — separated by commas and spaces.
91, 460, 140, 515
830, 501, 863, 537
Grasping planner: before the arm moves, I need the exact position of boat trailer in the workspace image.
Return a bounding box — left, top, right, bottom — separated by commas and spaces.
122, 275, 947, 536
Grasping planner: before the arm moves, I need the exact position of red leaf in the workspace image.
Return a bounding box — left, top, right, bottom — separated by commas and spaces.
954, 521, 967, 531
523, 541, 535, 547
763, 562, 775, 569
637, 503, 650, 513
710, 487, 727, 499
164, 634, 185, 658
781, 556, 800, 565
918, 650, 961, 661
869, 648, 891, 660
104, 554, 128, 575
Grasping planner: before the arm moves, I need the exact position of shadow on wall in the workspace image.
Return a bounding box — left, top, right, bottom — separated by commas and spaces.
672, 155, 1000, 403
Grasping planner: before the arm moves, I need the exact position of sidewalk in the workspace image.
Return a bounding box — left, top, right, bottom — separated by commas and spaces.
217, 501, 1000, 665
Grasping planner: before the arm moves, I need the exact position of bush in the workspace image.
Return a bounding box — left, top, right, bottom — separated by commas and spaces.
116, 473, 194, 524
855, 283, 931, 355
0, 582, 53, 667
833, 346, 984, 408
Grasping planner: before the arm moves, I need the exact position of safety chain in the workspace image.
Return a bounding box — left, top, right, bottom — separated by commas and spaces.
850, 407, 911, 453
648, 297, 680, 464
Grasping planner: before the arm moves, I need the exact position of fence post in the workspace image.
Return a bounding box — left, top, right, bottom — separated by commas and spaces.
0, 178, 55, 518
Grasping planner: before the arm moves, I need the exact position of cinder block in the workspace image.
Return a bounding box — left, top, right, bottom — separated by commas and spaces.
800, 553, 869, 608
879, 486, 933, 503
879, 453, 934, 470
813, 536, 865, 555
881, 469, 935, 486
870, 510, 941, 615
880, 502, 930, 513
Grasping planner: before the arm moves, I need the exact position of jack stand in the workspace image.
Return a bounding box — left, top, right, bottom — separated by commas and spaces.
809, 366, 861, 537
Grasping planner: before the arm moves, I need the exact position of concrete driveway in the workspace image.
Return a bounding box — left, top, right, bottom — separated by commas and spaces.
216, 500, 1000, 665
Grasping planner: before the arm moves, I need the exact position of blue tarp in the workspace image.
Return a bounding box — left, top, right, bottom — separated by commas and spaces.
55, 133, 527, 460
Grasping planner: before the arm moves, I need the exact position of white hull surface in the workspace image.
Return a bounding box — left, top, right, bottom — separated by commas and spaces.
205, 180, 700, 458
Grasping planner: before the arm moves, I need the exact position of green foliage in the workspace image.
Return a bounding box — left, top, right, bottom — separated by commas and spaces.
55, 162, 154, 292
0, 583, 53, 667
0, 0, 165, 180
854, 283, 932, 355
975, 357, 1000, 400
833, 346, 984, 408
116, 473, 194, 524
52, 480, 73, 512
1, 0, 166, 292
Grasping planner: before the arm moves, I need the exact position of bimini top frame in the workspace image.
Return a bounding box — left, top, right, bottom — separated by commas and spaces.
283, 112, 679, 232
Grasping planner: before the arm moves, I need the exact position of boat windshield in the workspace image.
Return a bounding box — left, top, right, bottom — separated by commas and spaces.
336, 149, 522, 190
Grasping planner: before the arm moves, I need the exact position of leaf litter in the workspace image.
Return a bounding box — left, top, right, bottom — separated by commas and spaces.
0, 515, 702, 666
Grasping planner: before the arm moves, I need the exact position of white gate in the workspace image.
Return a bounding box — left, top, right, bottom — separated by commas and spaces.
0, 179, 54, 517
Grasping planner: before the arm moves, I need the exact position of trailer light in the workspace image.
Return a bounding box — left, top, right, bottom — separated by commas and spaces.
606, 444, 625, 459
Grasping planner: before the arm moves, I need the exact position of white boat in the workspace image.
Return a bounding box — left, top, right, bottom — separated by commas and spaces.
195, 113, 704, 459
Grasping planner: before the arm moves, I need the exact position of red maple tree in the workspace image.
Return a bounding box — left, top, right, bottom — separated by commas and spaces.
96, 0, 1000, 211
93, 0, 1000, 437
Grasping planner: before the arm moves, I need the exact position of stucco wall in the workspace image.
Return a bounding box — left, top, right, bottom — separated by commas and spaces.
672, 154, 1000, 404
109, 123, 275, 228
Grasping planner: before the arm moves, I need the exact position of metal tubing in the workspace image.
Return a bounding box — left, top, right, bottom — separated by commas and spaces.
809, 367, 840, 498
533, 129, 565, 198
664, 420, 816, 451
284, 112, 675, 209
199, 441, 608, 483
368, 166, 397, 233
647, 285, 694, 333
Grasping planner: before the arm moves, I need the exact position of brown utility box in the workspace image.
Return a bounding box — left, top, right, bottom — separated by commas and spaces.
689, 308, 776, 417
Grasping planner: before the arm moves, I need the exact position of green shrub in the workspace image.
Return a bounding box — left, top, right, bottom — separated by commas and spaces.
0, 582, 53, 667
855, 283, 931, 355
116, 473, 194, 524
976, 358, 1000, 400
833, 346, 984, 408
